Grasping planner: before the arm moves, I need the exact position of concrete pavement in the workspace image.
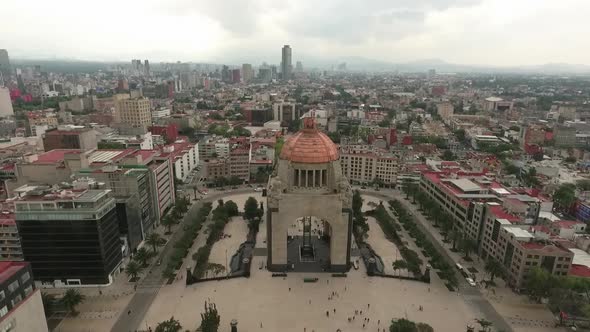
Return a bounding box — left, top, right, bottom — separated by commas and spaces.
360, 188, 513, 332
110, 188, 255, 332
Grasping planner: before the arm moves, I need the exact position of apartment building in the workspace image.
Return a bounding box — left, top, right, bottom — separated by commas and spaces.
477, 202, 573, 288
340, 145, 399, 185
160, 137, 199, 181
0, 211, 22, 261
15, 186, 122, 286
0, 261, 48, 331
202, 137, 251, 183
116, 97, 151, 129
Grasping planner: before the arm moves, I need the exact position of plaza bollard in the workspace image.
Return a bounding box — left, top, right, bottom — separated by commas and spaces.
230, 319, 238, 332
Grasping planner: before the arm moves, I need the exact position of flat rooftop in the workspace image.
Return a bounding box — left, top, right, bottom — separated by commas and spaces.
448, 178, 481, 192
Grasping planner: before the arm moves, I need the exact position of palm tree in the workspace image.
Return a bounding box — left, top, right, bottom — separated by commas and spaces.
61, 289, 85, 315
145, 232, 163, 254
134, 247, 151, 267
461, 238, 478, 259
126, 261, 143, 282
484, 258, 504, 282
161, 216, 175, 235
450, 228, 461, 250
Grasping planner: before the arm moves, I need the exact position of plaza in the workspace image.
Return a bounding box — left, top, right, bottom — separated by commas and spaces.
141, 192, 482, 331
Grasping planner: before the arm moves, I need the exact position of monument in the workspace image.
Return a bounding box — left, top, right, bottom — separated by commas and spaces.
266, 116, 352, 272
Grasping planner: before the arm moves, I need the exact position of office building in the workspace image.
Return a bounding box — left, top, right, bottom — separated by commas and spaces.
554, 125, 576, 147
0, 50, 9, 78
273, 101, 300, 123
116, 97, 152, 129
281, 45, 292, 81
42, 127, 98, 152
10, 149, 175, 222
231, 69, 241, 84
0, 261, 48, 332
15, 186, 122, 286
144, 60, 150, 76
75, 170, 156, 253
242, 63, 254, 83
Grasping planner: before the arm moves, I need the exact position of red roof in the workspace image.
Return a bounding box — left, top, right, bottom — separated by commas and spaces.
488, 204, 521, 222
570, 264, 590, 278
554, 220, 584, 229
280, 128, 338, 164
34, 149, 82, 164
0, 262, 27, 284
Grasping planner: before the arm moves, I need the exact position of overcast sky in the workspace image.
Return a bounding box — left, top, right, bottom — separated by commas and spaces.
2, 0, 589, 66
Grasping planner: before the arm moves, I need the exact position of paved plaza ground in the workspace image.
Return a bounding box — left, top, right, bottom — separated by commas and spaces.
51, 191, 567, 332
141, 255, 481, 332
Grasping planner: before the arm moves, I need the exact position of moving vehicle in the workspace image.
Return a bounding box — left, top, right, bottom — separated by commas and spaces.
466, 277, 476, 287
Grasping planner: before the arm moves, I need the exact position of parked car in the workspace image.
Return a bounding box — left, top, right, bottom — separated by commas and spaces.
466, 277, 476, 287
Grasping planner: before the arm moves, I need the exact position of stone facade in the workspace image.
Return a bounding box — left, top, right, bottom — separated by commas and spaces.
267, 122, 352, 272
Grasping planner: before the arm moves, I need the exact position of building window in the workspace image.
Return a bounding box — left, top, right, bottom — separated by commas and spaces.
7, 280, 19, 293
23, 285, 33, 297
20, 272, 30, 284
10, 294, 22, 307
0, 306, 7, 318
0, 291, 4, 301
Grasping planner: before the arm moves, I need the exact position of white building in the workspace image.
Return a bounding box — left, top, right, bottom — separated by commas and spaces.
162, 139, 199, 181
0, 87, 13, 117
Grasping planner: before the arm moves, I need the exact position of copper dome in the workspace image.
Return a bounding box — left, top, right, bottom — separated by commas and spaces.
280, 127, 339, 163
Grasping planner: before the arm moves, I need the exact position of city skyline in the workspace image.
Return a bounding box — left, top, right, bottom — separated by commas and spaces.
2, 0, 590, 67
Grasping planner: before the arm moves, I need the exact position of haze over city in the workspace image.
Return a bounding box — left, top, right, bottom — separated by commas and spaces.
3, 0, 590, 68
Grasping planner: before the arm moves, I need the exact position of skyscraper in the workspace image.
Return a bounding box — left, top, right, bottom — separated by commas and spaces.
0, 50, 10, 79
242, 63, 253, 83
144, 60, 150, 76
281, 45, 292, 81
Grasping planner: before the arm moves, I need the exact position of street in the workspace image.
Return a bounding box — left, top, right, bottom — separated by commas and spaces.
360, 188, 513, 332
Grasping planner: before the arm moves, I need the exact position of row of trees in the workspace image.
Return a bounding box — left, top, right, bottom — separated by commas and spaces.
162, 203, 213, 280
368, 203, 422, 277
352, 190, 370, 239
211, 175, 244, 187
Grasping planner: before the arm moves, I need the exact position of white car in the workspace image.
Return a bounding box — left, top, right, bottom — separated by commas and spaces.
254, 188, 263, 192
465, 277, 476, 287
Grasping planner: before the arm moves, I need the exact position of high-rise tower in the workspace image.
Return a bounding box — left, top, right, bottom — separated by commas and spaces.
281, 45, 292, 81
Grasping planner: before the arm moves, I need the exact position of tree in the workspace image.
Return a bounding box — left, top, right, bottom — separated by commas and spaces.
390, 318, 416, 331
125, 260, 143, 282
484, 258, 503, 282
134, 247, 151, 267
577, 179, 590, 191
243, 197, 259, 221
441, 150, 456, 161
553, 183, 576, 211
524, 267, 558, 301
206, 263, 226, 277
155, 317, 182, 332
61, 289, 85, 315
200, 302, 221, 332
193, 185, 199, 198
146, 232, 164, 254
461, 237, 478, 259
228, 175, 242, 186
224, 200, 239, 217
392, 260, 408, 276
161, 216, 176, 235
